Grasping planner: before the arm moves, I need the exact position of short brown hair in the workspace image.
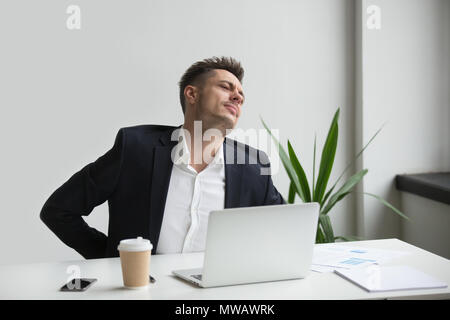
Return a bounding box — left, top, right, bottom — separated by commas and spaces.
178, 56, 244, 114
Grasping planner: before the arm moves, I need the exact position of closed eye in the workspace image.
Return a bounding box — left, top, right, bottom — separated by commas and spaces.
218, 80, 245, 102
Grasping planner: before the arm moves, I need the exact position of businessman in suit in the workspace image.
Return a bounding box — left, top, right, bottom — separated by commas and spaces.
40, 56, 285, 259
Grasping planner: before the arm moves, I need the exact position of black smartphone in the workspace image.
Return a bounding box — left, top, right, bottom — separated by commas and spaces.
60, 278, 97, 292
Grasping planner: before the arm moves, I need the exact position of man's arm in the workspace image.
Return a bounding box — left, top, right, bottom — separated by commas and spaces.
258, 150, 286, 205
264, 174, 286, 205
40, 129, 124, 259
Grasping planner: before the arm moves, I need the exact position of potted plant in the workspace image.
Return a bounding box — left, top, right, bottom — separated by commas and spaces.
261, 108, 409, 243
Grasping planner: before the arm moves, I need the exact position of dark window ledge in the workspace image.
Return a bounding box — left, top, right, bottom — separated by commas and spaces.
395, 172, 450, 205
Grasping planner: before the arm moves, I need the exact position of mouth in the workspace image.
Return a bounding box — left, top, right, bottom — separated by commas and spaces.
224, 103, 238, 116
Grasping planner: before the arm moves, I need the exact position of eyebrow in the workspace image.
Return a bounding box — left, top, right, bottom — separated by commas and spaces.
219, 80, 245, 99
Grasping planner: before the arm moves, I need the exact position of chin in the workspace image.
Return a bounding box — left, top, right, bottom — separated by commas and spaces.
222, 115, 238, 130
209, 116, 235, 134
203, 111, 238, 132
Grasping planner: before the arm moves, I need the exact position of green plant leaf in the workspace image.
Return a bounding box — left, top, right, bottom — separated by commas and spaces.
287, 140, 311, 202
261, 117, 305, 201
288, 182, 295, 204
326, 124, 385, 202
316, 225, 326, 243
312, 134, 317, 199
334, 235, 364, 242
321, 169, 368, 215
314, 108, 339, 204
333, 191, 351, 205
319, 214, 335, 243
363, 192, 411, 221
321, 184, 336, 209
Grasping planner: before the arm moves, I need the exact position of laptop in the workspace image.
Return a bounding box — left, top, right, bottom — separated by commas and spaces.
172, 202, 319, 288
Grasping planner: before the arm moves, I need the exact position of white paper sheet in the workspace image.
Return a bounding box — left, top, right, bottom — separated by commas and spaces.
334, 265, 448, 292
311, 243, 410, 273
310, 264, 348, 273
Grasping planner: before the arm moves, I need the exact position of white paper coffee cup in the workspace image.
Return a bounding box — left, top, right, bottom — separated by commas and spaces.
118, 237, 153, 289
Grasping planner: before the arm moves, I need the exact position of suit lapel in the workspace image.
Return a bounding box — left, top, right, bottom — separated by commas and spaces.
148, 127, 178, 252
224, 138, 243, 208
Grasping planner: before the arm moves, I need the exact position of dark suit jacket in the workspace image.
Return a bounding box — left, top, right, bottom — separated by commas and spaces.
40, 125, 285, 259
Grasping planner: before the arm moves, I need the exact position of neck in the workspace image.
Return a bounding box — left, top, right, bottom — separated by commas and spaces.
182, 120, 225, 172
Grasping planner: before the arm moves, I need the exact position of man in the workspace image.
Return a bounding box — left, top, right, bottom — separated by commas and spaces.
40, 56, 285, 259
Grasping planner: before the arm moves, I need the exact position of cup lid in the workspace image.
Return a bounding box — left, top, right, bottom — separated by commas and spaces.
117, 237, 153, 252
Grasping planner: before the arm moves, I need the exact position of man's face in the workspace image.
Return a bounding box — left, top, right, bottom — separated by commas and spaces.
191, 69, 245, 131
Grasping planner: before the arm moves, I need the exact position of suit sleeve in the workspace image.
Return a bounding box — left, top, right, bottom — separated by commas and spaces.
264, 174, 286, 205
259, 151, 286, 205
40, 129, 125, 259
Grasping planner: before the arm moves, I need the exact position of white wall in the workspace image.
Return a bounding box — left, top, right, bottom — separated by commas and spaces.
357, 0, 450, 239
0, 0, 356, 264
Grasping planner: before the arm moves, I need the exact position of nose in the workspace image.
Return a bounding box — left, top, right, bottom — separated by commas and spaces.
231, 89, 244, 105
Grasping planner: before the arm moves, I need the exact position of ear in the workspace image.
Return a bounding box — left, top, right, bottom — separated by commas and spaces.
184, 85, 198, 105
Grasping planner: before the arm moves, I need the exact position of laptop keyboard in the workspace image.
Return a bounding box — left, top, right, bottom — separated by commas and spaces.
192, 274, 202, 280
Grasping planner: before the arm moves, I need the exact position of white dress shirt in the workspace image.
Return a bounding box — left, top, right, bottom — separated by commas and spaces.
156, 128, 225, 254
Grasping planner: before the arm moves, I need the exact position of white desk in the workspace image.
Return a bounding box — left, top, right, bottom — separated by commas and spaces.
1, 239, 449, 300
